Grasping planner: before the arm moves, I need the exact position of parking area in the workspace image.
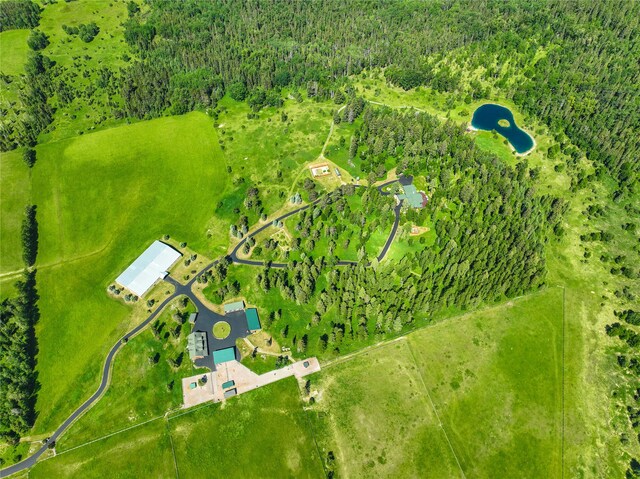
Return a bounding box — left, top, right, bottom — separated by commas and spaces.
180, 358, 321, 408
181, 372, 216, 408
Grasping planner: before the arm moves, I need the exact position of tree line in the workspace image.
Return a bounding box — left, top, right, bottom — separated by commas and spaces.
0, 206, 40, 447
605, 309, 640, 478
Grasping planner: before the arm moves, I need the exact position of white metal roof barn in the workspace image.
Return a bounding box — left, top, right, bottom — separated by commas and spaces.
116, 241, 181, 297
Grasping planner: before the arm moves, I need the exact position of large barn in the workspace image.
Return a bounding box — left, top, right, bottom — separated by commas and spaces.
116, 240, 181, 297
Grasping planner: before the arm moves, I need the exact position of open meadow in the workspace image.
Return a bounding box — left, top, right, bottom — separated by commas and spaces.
168, 378, 323, 478
0, 29, 30, 76
29, 419, 175, 479
12, 112, 228, 436
310, 288, 563, 478
309, 341, 462, 478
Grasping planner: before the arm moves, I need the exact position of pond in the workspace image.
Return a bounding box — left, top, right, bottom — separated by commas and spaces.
471, 103, 534, 154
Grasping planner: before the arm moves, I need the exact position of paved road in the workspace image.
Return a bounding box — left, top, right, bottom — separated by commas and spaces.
0, 290, 177, 478
0, 179, 405, 477
230, 178, 402, 268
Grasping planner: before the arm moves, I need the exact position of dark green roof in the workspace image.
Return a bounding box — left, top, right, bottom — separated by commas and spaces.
222, 380, 235, 389
246, 308, 261, 331
213, 347, 236, 365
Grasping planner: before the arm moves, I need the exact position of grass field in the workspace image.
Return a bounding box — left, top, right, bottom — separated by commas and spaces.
0, 149, 30, 277
407, 288, 563, 478
0, 29, 30, 76
30, 420, 175, 478
311, 287, 563, 478
20, 112, 228, 435
310, 342, 462, 478
56, 296, 205, 451
169, 378, 323, 478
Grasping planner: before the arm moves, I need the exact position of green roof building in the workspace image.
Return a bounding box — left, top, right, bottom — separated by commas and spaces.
213, 347, 236, 365
245, 308, 261, 332
224, 300, 245, 313
187, 332, 208, 360
397, 184, 427, 209
222, 380, 235, 389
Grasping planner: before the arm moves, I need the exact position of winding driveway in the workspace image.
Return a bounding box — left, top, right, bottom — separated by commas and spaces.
0, 178, 406, 477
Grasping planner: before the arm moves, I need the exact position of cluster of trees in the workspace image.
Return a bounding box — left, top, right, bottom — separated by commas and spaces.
332, 97, 366, 125
26, 30, 49, 51
62, 22, 100, 43
606, 310, 640, 475
0, 272, 40, 444
0, 0, 40, 31
256, 184, 395, 263
116, 0, 638, 193
255, 106, 564, 354
257, 258, 325, 306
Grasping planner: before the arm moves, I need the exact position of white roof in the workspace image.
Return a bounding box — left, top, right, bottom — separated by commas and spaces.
116, 241, 181, 297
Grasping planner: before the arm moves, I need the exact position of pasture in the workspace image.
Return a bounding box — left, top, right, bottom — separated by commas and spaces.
407, 287, 564, 478
309, 341, 461, 478
0, 29, 30, 76
30, 420, 175, 478
24, 112, 228, 435
168, 378, 324, 478
310, 288, 564, 478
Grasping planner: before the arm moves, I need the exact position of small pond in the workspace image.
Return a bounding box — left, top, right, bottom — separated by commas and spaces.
471, 103, 534, 154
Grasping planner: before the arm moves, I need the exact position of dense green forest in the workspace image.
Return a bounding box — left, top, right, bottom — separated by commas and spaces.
115, 0, 639, 191
2, 0, 638, 194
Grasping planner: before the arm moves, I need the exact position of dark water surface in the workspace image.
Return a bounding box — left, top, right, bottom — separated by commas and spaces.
471, 103, 534, 154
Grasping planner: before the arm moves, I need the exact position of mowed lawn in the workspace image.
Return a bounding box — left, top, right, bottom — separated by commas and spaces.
169, 378, 324, 479
30, 419, 175, 478
309, 341, 462, 478
26, 112, 228, 434
407, 287, 564, 478
0, 29, 30, 76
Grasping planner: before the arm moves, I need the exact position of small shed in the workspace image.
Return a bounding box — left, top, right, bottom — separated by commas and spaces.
222, 380, 235, 389
245, 308, 261, 332
213, 347, 236, 365
224, 300, 245, 314
188, 312, 198, 324
223, 388, 237, 399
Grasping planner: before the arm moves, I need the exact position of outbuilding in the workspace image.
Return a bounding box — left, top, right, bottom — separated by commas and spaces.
187, 332, 208, 360
245, 308, 261, 332
213, 347, 237, 365
116, 241, 181, 297
223, 300, 245, 314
